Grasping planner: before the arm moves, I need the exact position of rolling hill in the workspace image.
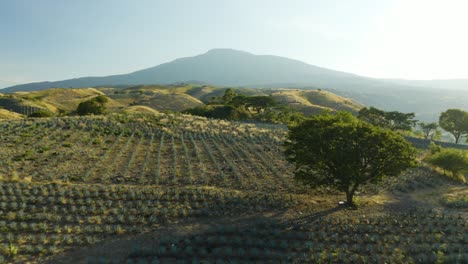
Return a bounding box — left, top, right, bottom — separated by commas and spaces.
0, 108, 24, 119
0, 85, 363, 117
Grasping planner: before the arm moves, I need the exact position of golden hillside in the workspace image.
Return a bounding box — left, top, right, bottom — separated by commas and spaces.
0, 85, 363, 117
122, 105, 160, 115
271, 89, 363, 115
0, 108, 24, 119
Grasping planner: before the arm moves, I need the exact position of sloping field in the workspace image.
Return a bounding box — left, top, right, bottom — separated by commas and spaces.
0, 114, 466, 263
0, 109, 23, 119
271, 89, 363, 115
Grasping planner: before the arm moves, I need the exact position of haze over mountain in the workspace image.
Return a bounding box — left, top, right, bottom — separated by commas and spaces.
3, 49, 467, 121
382, 78, 468, 90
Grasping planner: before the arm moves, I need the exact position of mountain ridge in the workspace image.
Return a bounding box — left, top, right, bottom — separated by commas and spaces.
2, 49, 467, 121
0, 48, 382, 92
4, 49, 468, 92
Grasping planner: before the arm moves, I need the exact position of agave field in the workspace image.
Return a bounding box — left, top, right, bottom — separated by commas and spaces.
0, 113, 466, 263
0, 182, 297, 263
123, 209, 467, 264
0, 114, 292, 192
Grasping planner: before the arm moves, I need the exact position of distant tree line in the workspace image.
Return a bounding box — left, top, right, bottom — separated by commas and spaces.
358, 107, 468, 144
184, 89, 305, 125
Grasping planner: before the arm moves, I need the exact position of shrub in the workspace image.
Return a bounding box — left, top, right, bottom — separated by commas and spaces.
425, 148, 468, 182
428, 142, 442, 154
28, 109, 54, 118
76, 96, 109, 116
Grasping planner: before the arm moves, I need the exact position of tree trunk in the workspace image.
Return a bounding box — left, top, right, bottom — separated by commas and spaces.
345, 190, 356, 208
345, 183, 359, 208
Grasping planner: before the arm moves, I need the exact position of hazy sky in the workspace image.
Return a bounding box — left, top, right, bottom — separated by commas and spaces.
1, 0, 468, 88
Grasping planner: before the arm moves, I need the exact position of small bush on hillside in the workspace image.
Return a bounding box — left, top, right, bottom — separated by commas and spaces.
428, 141, 442, 154
425, 148, 468, 182
76, 95, 109, 116
184, 105, 251, 120
28, 109, 54, 118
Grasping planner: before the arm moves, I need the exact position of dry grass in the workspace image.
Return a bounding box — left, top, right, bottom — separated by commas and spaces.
0, 108, 24, 119
271, 89, 363, 116
122, 105, 160, 115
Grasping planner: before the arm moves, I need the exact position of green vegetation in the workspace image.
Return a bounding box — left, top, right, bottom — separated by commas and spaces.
185, 88, 306, 125
358, 106, 417, 131
0, 87, 467, 262
76, 95, 109, 115
439, 109, 468, 144
285, 111, 417, 206
0, 113, 466, 263
122, 208, 466, 264
1, 85, 363, 123
28, 109, 55, 118
425, 148, 468, 182
440, 189, 468, 208
185, 105, 250, 120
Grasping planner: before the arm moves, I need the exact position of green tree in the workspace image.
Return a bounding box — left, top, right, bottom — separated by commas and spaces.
285, 111, 416, 206
230, 94, 250, 108
93, 95, 109, 104
439, 109, 468, 144
256, 105, 305, 126
418, 122, 438, 140
222, 88, 237, 104
76, 95, 109, 116
246, 96, 277, 113
358, 107, 416, 131
425, 148, 468, 182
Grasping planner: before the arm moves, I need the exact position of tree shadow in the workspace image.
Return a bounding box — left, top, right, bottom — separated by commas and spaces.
275, 206, 343, 229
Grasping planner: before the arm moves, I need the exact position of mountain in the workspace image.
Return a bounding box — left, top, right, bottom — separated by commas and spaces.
3, 49, 427, 92
1, 49, 358, 91
2, 49, 468, 121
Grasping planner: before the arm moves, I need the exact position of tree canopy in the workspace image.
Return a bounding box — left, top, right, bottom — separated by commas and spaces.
229, 95, 277, 112
186, 89, 301, 124
222, 88, 237, 104
358, 107, 416, 131
439, 109, 468, 144
285, 111, 416, 206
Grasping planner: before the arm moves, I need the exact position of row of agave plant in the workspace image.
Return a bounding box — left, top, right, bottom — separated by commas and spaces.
440, 194, 468, 209
0, 181, 297, 261
121, 209, 467, 264
0, 112, 287, 142
0, 113, 294, 192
